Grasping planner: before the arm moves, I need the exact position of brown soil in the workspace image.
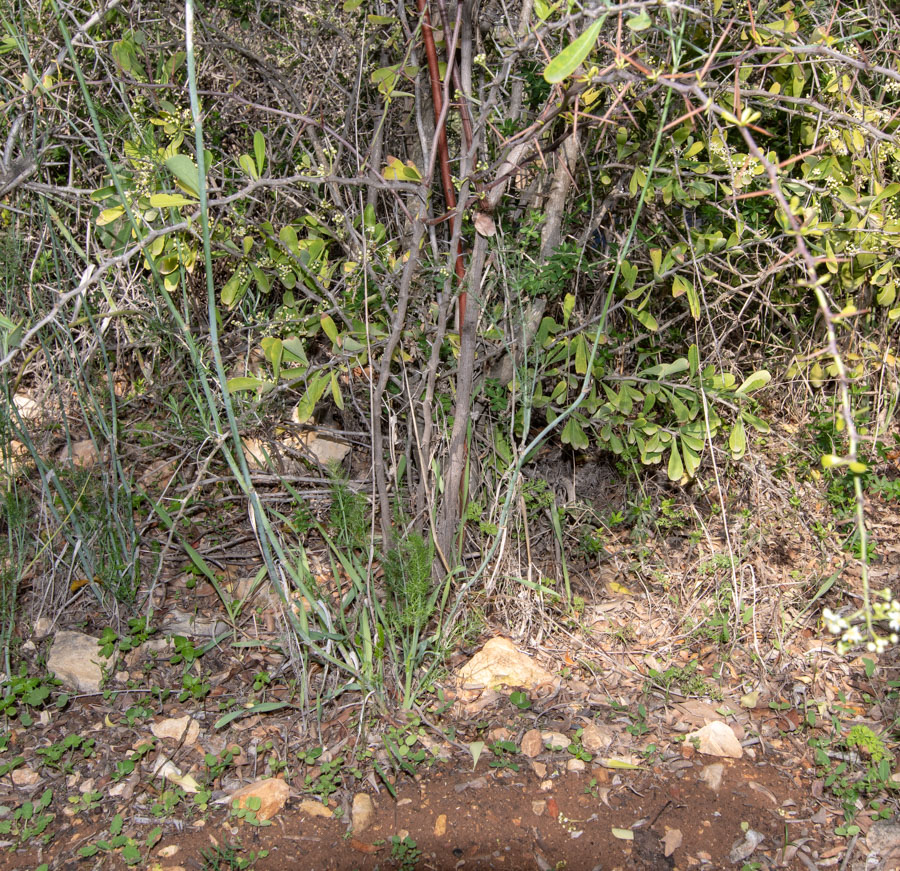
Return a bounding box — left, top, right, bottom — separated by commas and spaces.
9, 744, 830, 871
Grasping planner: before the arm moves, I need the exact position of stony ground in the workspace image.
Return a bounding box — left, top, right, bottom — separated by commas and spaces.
5, 427, 900, 870
4, 612, 900, 871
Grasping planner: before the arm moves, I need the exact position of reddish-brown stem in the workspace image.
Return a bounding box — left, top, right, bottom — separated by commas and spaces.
416, 0, 466, 320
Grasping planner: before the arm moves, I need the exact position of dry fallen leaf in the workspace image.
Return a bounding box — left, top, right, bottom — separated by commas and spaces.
350, 839, 381, 854
153, 759, 201, 794
473, 212, 496, 236
663, 827, 683, 856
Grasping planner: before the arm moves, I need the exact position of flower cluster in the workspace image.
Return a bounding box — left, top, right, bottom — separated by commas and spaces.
822, 590, 900, 654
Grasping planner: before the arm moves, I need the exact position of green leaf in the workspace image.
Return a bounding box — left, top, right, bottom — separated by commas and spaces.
741, 410, 770, 433
148, 193, 197, 208
682, 441, 701, 477
97, 205, 125, 226
729, 417, 746, 459
543, 16, 606, 84
626, 9, 652, 30
321, 314, 340, 346
294, 373, 329, 423
574, 334, 588, 374
688, 343, 700, 375
221, 270, 246, 307
561, 417, 590, 450
629, 307, 658, 332
872, 182, 900, 206
735, 369, 771, 395
164, 154, 200, 197
562, 293, 576, 327
469, 741, 485, 770
214, 702, 289, 730
239, 153, 258, 180
226, 376, 275, 394
261, 336, 283, 381
279, 225, 299, 254
331, 371, 344, 410
667, 443, 684, 481
253, 130, 266, 175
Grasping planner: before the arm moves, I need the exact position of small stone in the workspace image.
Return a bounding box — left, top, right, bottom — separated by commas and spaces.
531, 761, 547, 778
58, 439, 100, 468
33, 617, 53, 639
352, 793, 375, 834
541, 731, 570, 750
434, 813, 447, 836
227, 778, 290, 821
456, 637, 557, 692
700, 763, 724, 792
532, 800, 546, 816
580, 722, 614, 753
109, 781, 132, 798
297, 799, 333, 818
687, 721, 743, 758
867, 821, 900, 855
521, 729, 543, 758
489, 727, 512, 743
540, 779, 554, 792
11, 767, 40, 787
566, 758, 586, 772
589, 766, 609, 783
151, 715, 200, 746
47, 631, 111, 693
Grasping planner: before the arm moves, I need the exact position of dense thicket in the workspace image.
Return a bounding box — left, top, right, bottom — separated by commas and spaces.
2, 0, 899, 699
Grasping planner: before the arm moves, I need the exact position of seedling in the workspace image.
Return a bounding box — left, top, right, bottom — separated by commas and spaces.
0, 666, 65, 725
488, 739, 520, 771
0, 787, 55, 848
35, 733, 95, 774
200, 839, 269, 870
509, 690, 531, 711
77, 813, 161, 865
567, 729, 593, 763
231, 794, 271, 827
390, 834, 422, 871
112, 740, 155, 781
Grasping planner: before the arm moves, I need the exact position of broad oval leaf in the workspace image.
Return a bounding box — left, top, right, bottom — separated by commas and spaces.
667, 443, 684, 481
97, 205, 125, 226
149, 193, 197, 208
561, 417, 590, 450
164, 154, 201, 197
253, 130, 266, 175
226, 376, 275, 394
729, 417, 747, 459
735, 369, 771, 395
239, 153, 258, 180
543, 16, 606, 84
